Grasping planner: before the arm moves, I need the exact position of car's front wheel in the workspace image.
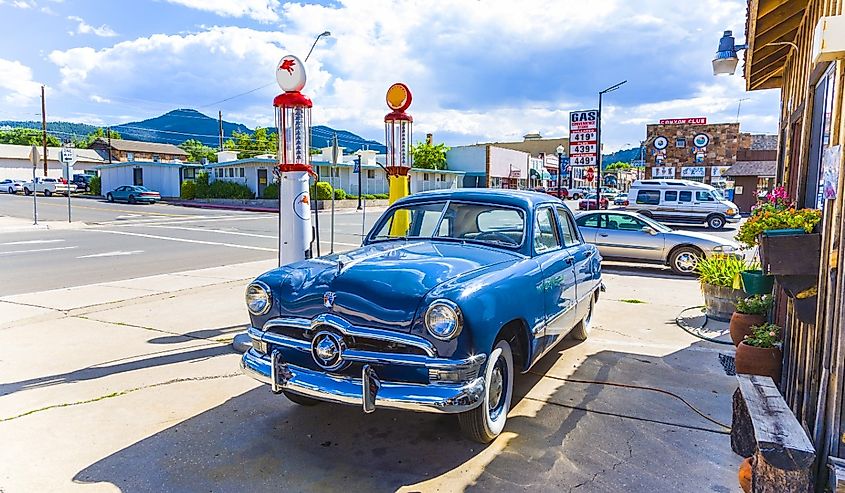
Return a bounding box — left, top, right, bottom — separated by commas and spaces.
707, 214, 726, 229
458, 339, 513, 443
7, 187, 13, 194
282, 390, 321, 406
106, 193, 114, 202
128, 195, 136, 204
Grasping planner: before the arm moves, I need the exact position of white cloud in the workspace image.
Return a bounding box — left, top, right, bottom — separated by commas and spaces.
89, 95, 111, 103
68, 15, 118, 37
0, 58, 42, 106
164, 0, 279, 22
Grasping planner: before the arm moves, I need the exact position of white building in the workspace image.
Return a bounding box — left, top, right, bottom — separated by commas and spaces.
97, 161, 203, 198
446, 144, 533, 189
0, 143, 106, 180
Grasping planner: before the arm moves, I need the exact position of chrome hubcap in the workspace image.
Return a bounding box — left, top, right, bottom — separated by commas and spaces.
488, 364, 504, 412
676, 253, 698, 272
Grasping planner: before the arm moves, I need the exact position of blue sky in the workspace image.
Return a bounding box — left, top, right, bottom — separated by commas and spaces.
0, 0, 781, 151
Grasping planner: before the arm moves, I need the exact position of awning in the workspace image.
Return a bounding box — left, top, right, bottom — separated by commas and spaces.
542, 170, 552, 180
744, 0, 805, 90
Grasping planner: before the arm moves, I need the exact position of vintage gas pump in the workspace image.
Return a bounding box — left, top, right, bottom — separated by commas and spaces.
274, 54, 315, 265
384, 83, 413, 235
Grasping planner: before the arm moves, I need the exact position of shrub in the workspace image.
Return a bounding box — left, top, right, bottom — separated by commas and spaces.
207, 180, 254, 199
363, 194, 376, 200
89, 175, 101, 196
735, 294, 773, 315
744, 323, 781, 348
346, 194, 359, 200
373, 193, 389, 199
262, 182, 279, 199
194, 172, 211, 198
312, 181, 333, 200
334, 188, 346, 200
181, 180, 197, 199
695, 254, 748, 288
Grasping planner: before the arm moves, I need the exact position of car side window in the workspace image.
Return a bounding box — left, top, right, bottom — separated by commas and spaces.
607, 214, 647, 231
534, 207, 561, 253
696, 191, 715, 202
679, 191, 692, 202
556, 207, 581, 247
575, 214, 601, 228
664, 190, 678, 202
636, 190, 660, 205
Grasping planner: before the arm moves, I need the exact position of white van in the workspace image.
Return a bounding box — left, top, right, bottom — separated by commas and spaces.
626, 179, 741, 229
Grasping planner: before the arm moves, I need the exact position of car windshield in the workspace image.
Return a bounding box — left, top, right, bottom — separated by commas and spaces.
712, 189, 725, 200
370, 200, 525, 248
134, 186, 150, 191
635, 213, 673, 233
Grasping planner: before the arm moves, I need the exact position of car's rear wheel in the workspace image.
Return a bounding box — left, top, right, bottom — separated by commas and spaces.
106, 193, 114, 202
570, 294, 594, 341
706, 214, 726, 229
572, 194, 581, 200
128, 195, 136, 204
43, 189, 52, 197
458, 339, 513, 443
23, 188, 31, 196
670, 246, 703, 275
282, 390, 321, 406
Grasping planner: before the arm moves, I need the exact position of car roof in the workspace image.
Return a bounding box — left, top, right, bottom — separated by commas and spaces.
394, 188, 560, 209
574, 210, 641, 218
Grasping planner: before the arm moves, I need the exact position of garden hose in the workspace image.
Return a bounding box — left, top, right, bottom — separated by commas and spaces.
675, 305, 734, 345
528, 371, 732, 432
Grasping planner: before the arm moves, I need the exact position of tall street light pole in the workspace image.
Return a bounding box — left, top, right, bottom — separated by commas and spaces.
597, 80, 627, 205
305, 31, 331, 62
556, 144, 564, 198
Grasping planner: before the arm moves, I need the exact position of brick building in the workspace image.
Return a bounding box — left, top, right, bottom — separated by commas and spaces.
644, 120, 756, 185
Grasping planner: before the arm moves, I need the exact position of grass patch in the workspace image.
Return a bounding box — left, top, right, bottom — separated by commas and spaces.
620, 298, 647, 304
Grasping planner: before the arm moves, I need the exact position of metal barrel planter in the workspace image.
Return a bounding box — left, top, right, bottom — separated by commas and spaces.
702, 283, 745, 322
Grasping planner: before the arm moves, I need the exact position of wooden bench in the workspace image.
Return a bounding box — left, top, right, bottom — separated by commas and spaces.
731, 374, 816, 492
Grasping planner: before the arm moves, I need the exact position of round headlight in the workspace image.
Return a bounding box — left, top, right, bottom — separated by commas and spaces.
245, 282, 271, 315
425, 300, 463, 341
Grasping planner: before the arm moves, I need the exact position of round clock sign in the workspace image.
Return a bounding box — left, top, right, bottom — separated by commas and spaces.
693, 133, 710, 148
653, 136, 668, 150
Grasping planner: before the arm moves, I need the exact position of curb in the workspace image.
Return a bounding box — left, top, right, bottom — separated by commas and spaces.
166, 201, 277, 213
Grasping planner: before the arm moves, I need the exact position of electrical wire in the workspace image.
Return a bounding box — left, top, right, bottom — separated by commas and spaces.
527, 370, 732, 431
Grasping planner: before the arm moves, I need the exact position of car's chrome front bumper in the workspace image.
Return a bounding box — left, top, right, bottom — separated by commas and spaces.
241, 348, 485, 414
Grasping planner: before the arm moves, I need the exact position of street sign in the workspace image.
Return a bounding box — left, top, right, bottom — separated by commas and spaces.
30, 145, 39, 167
60, 147, 76, 164
353, 156, 361, 173
569, 109, 598, 168
586, 167, 595, 182
631, 159, 646, 168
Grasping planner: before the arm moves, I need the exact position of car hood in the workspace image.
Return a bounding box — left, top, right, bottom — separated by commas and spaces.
664, 229, 740, 249
265, 240, 521, 332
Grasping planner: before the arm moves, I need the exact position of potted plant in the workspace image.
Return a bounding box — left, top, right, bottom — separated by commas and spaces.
738, 261, 773, 296
735, 323, 782, 382
696, 254, 748, 322
730, 294, 772, 346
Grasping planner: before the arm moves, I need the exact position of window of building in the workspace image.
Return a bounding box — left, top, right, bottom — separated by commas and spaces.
331, 167, 340, 178
183, 168, 196, 180
423, 173, 431, 181
636, 190, 661, 205
675, 138, 686, 148
367, 170, 375, 179
126, 152, 135, 162
152, 154, 161, 163
214, 168, 221, 178
239, 168, 245, 178
228, 168, 235, 178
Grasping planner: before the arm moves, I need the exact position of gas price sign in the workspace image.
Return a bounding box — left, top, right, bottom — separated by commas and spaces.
569, 109, 598, 167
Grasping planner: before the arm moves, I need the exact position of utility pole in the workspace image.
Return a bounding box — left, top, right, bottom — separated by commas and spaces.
218, 110, 224, 150
41, 85, 47, 176
107, 127, 113, 164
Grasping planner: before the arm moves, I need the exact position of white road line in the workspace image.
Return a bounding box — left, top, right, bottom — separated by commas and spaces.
77, 250, 144, 259
91, 229, 276, 252
0, 239, 65, 246
102, 214, 275, 227
143, 225, 276, 238
0, 246, 77, 255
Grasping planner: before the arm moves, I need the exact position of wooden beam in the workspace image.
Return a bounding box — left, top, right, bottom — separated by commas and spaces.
750, 47, 791, 80
751, 69, 785, 90
757, 0, 795, 19
757, 1, 805, 35
757, 19, 801, 48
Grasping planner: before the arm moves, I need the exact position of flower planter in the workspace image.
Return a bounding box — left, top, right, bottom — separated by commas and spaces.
729, 312, 766, 346
735, 342, 782, 382
793, 296, 818, 325
758, 232, 821, 276
738, 457, 753, 493
701, 284, 744, 322
739, 270, 774, 295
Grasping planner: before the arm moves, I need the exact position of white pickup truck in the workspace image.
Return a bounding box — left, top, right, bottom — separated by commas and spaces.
22, 177, 77, 197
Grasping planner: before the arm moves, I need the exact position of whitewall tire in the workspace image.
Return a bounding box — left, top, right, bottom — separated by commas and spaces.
458, 339, 514, 443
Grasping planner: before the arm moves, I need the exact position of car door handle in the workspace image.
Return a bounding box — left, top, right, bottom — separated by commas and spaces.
599, 233, 609, 237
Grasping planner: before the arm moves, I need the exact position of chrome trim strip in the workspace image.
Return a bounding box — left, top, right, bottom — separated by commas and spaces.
240, 349, 485, 414
262, 314, 437, 358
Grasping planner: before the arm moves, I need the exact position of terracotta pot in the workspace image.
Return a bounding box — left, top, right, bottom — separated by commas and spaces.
735, 342, 782, 382
729, 312, 766, 346
738, 457, 753, 493
701, 283, 744, 322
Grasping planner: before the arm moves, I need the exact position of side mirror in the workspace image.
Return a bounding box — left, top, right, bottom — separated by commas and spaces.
642, 226, 658, 235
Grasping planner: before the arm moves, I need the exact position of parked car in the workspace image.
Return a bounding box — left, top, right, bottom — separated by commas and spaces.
22, 177, 76, 196
578, 193, 609, 210
72, 174, 93, 193
575, 210, 742, 274
626, 179, 741, 229
1, 179, 25, 194
240, 189, 603, 443
542, 187, 568, 199
565, 187, 592, 200
106, 185, 161, 204
613, 192, 629, 206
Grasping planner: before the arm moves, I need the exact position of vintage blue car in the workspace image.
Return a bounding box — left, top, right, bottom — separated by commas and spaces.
241, 189, 603, 442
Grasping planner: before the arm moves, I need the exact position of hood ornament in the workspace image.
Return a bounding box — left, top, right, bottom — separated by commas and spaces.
323, 291, 336, 308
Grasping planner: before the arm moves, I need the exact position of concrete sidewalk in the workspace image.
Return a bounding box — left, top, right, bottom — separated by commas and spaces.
0, 215, 86, 233
0, 263, 741, 492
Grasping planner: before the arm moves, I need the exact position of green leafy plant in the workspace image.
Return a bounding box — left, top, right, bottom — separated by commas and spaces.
261, 182, 279, 199
736, 207, 822, 247
373, 193, 389, 199
411, 141, 449, 170
695, 254, 749, 288
735, 294, 773, 315
180, 180, 196, 199
89, 175, 101, 196
743, 323, 781, 348
620, 299, 646, 304
311, 181, 333, 200
334, 188, 346, 200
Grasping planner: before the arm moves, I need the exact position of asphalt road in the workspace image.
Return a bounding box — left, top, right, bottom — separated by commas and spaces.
0, 192, 739, 295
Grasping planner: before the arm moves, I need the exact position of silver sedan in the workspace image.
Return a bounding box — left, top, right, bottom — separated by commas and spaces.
574, 210, 742, 274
